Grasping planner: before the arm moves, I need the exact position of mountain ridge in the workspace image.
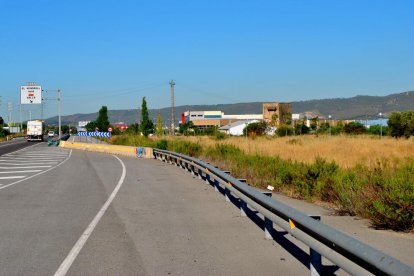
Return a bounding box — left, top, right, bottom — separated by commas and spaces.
45, 91, 414, 125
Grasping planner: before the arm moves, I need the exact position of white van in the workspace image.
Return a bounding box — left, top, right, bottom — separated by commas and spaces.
48, 131, 55, 137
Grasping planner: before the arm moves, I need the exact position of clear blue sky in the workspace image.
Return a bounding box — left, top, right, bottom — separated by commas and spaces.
0, 0, 413, 121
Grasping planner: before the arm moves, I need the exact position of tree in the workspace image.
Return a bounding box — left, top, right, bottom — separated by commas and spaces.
179, 121, 194, 135
243, 122, 267, 136
96, 106, 110, 131
343, 122, 366, 134
388, 111, 414, 138
126, 123, 140, 134
140, 97, 153, 137
295, 123, 310, 135
85, 121, 97, 132
156, 112, 163, 136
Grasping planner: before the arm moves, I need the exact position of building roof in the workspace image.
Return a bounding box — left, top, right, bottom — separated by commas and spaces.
219, 120, 251, 130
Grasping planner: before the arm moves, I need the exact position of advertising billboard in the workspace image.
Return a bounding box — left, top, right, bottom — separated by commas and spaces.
21, 85, 42, 104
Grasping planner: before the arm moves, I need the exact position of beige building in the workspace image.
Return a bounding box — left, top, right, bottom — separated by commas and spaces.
262, 102, 292, 126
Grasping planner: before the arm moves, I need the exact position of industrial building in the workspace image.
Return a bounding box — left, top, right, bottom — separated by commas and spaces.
181, 102, 293, 135
181, 110, 263, 129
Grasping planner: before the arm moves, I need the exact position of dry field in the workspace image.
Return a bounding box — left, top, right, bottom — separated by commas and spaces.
166, 135, 414, 168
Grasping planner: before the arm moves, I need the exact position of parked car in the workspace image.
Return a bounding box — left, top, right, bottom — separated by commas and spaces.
48, 131, 55, 137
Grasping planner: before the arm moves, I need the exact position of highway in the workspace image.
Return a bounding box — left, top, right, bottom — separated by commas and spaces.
0, 142, 412, 275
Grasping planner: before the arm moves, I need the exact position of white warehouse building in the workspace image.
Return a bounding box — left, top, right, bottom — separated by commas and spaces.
219, 120, 259, 136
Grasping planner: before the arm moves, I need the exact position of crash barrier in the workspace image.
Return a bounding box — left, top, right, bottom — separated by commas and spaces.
59, 141, 153, 158
77, 131, 111, 138
153, 148, 414, 276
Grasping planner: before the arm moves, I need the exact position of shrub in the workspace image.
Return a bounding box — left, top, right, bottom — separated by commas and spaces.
170, 141, 202, 157
155, 139, 168, 150
344, 122, 366, 134
243, 122, 267, 136
366, 163, 414, 231
277, 125, 294, 137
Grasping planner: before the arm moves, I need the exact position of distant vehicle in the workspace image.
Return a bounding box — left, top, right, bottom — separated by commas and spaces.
48, 131, 55, 137
27, 120, 44, 142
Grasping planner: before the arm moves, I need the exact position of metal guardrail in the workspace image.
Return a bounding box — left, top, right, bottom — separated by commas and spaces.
153, 148, 414, 276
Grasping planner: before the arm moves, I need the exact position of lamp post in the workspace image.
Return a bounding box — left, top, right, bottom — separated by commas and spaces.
379, 112, 383, 139
328, 115, 332, 136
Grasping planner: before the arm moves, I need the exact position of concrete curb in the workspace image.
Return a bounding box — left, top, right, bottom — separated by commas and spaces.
59, 141, 153, 158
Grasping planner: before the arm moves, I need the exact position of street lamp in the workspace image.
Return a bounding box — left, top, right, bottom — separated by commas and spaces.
379, 112, 383, 139
328, 115, 332, 136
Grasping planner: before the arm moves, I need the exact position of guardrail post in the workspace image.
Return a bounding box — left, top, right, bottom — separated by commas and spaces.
238, 179, 248, 216
309, 215, 322, 276
223, 171, 231, 202
263, 192, 273, 240
214, 179, 219, 192
225, 183, 231, 202
205, 173, 210, 184
198, 168, 202, 180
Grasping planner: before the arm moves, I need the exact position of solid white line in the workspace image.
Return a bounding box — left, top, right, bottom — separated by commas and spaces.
0, 166, 52, 169
0, 170, 42, 174
0, 149, 72, 191
54, 155, 126, 276
0, 176, 26, 180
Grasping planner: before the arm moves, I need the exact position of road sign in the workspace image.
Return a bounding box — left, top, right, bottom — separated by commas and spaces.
21, 85, 42, 104
78, 131, 110, 138
108, 127, 113, 132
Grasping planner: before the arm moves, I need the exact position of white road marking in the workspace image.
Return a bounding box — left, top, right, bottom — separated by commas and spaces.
0, 166, 52, 169
0, 161, 58, 164
0, 170, 42, 174
0, 157, 64, 161
0, 150, 72, 191
54, 155, 126, 276
0, 176, 26, 180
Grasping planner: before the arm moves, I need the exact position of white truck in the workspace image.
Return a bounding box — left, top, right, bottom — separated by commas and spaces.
27, 120, 44, 142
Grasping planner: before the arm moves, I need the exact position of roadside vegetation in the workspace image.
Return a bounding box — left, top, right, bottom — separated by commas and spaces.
108, 110, 414, 231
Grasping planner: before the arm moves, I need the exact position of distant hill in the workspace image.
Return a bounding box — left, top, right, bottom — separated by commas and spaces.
45, 91, 414, 125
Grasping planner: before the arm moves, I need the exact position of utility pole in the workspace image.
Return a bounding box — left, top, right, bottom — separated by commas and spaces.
169, 80, 175, 135
8, 102, 13, 124
43, 89, 62, 139
58, 89, 61, 139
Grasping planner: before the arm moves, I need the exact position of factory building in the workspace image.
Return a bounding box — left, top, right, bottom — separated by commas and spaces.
181, 110, 263, 129
181, 102, 293, 132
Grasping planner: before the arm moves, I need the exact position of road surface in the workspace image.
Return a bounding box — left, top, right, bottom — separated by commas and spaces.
0, 143, 412, 275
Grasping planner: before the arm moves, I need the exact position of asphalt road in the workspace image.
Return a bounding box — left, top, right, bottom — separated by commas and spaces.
0, 139, 38, 156
0, 144, 412, 275
0, 145, 308, 275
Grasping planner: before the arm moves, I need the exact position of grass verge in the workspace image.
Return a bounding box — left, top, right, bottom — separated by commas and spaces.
111, 134, 414, 231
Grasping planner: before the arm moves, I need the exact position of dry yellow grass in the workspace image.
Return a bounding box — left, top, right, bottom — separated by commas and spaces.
165, 135, 414, 168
